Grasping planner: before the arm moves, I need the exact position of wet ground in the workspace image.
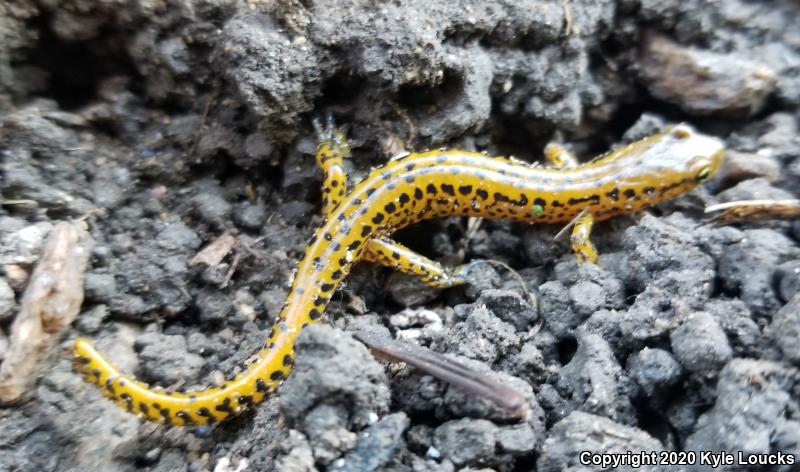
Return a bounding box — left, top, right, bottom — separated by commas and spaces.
1, 0, 799, 471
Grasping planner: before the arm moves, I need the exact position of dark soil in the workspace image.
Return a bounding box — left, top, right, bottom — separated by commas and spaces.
1, 1, 799, 471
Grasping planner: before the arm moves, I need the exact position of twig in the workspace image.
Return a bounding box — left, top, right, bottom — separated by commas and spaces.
354, 332, 529, 418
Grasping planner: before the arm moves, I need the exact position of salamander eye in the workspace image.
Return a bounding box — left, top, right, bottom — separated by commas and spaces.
696, 166, 711, 182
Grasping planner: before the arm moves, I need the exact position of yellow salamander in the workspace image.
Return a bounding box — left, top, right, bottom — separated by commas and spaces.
74, 121, 724, 425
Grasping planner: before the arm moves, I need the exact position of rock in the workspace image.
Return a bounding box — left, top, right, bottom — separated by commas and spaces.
626, 348, 683, 406
436, 304, 518, 364
703, 299, 771, 359
620, 214, 715, 298
538, 263, 625, 340
277, 201, 316, 226
83, 272, 117, 304
495, 423, 537, 456
195, 287, 235, 324
776, 260, 800, 303
330, 413, 410, 472
135, 333, 205, 385
685, 359, 798, 465
302, 404, 357, 465
537, 412, 664, 472
717, 177, 796, 203
0, 277, 15, 322
556, 332, 638, 425
670, 311, 732, 376
715, 150, 781, 187
234, 202, 268, 230
641, 34, 776, 117
718, 228, 799, 317
432, 419, 498, 467
766, 293, 800, 364
275, 430, 317, 472
386, 271, 442, 307
279, 324, 390, 429
476, 289, 538, 332
511, 341, 549, 385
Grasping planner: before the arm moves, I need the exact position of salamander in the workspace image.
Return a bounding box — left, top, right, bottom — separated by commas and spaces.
74, 120, 725, 425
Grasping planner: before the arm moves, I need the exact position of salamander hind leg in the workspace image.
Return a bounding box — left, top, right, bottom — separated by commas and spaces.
364, 237, 469, 288
312, 113, 351, 215
570, 213, 598, 264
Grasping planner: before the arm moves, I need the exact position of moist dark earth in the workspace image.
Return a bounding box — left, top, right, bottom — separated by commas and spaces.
1, 1, 800, 471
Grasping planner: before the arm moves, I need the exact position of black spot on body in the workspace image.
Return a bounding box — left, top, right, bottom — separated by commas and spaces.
361, 225, 372, 237
624, 189, 636, 199
332, 270, 343, 279
441, 184, 455, 196
256, 379, 268, 393
197, 407, 215, 423
372, 213, 384, 224
458, 185, 473, 195
384, 202, 396, 213
644, 187, 655, 195
215, 398, 233, 413
399, 193, 410, 205
426, 184, 437, 195
534, 197, 546, 207
494, 192, 509, 203
568, 195, 600, 206
606, 188, 620, 201
310, 309, 322, 320
121, 393, 133, 411
475, 189, 489, 200
271, 370, 286, 381
283, 354, 294, 367
320, 283, 334, 292
176, 411, 191, 424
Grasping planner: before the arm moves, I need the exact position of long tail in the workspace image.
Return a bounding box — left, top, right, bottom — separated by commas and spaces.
74, 236, 352, 425
73, 329, 295, 425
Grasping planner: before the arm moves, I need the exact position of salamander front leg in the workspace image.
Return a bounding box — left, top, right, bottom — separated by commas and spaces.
544, 143, 579, 168
570, 213, 598, 264
364, 237, 469, 288
312, 113, 351, 215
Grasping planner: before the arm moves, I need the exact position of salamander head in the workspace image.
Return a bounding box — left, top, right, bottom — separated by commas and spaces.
671, 124, 725, 183
649, 123, 725, 185
615, 123, 725, 194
